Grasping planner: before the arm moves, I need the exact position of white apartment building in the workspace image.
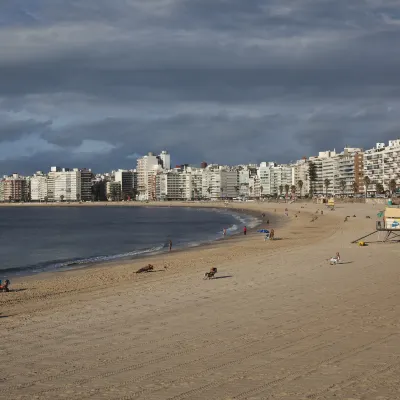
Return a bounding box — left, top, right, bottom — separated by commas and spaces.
336, 148, 364, 196
54, 169, 81, 201
136, 152, 164, 200
201, 167, 238, 200
364, 140, 400, 193
308, 150, 336, 195
238, 168, 250, 198
159, 150, 171, 170
156, 170, 191, 200
291, 159, 310, 197
31, 172, 48, 201
257, 163, 293, 197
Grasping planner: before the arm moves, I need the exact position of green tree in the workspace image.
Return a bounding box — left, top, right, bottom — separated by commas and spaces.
279, 185, 283, 196
352, 181, 358, 195
375, 182, 385, 194
60, 195, 64, 202
363, 176, 371, 197
76, 193, 81, 202
308, 162, 317, 195
297, 180, 303, 198
339, 179, 346, 197
324, 179, 331, 197
389, 179, 397, 195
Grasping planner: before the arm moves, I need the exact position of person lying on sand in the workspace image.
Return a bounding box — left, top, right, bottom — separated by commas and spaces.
136, 264, 154, 274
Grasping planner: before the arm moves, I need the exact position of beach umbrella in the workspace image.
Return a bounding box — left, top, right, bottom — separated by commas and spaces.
377, 211, 384, 218
257, 229, 270, 233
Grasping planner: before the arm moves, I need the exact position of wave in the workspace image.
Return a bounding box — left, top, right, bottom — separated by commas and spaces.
2, 208, 262, 278
1, 245, 165, 277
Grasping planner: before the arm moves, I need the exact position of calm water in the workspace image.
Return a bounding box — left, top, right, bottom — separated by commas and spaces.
0, 206, 259, 277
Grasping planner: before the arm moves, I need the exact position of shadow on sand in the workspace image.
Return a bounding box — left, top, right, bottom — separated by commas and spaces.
213, 275, 233, 280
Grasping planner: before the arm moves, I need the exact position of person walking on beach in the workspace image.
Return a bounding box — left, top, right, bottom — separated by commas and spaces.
223, 228, 227, 237
243, 226, 247, 236
169, 240, 172, 252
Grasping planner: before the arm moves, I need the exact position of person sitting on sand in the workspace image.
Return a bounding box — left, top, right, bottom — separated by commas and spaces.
0, 279, 10, 292
270, 229, 275, 240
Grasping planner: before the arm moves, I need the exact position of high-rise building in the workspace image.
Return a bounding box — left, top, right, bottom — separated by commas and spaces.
31, 172, 48, 201
159, 150, 171, 170
54, 169, 81, 201
1, 174, 27, 202
201, 167, 238, 200
80, 169, 94, 201
106, 181, 122, 201
114, 169, 134, 199
364, 140, 400, 193
136, 152, 163, 200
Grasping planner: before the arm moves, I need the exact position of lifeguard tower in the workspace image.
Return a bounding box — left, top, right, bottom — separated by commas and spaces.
352, 206, 400, 243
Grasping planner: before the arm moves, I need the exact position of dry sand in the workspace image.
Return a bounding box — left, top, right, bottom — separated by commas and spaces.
1, 201, 400, 400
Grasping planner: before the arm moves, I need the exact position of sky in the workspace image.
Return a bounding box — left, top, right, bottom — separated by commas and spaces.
1, 0, 400, 175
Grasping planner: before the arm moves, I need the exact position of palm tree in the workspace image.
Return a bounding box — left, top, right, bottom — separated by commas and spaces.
249, 186, 253, 198
352, 181, 359, 195
44, 196, 48, 203
279, 185, 283, 197
284, 184, 290, 196
297, 180, 303, 198
363, 176, 371, 198
290, 185, 296, 195
76, 193, 81, 202
60, 195, 64, 202
324, 179, 331, 197
339, 179, 346, 197
8, 196, 12, 203
376, 182, 385, 195
260, 186, 264, 199
389, 179, 397, 195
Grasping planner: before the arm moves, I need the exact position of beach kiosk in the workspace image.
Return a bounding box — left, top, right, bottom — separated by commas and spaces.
352, 206, 400, 243
327, 198, 335, 210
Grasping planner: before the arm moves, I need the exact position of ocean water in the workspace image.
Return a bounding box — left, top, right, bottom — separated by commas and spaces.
0, 206, 260, 277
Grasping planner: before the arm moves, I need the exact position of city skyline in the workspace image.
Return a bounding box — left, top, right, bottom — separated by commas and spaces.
2, 1, 400, 175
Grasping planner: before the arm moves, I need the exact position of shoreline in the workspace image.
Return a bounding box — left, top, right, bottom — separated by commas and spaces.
3, 201, 400, 398
1, 204, 267, 279
1, 202, 306, 315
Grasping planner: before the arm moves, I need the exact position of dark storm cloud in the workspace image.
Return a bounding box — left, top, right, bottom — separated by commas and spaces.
1, 0, 400, 174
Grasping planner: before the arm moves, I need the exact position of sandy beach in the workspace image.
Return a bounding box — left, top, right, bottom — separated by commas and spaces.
1, 201, 400, 399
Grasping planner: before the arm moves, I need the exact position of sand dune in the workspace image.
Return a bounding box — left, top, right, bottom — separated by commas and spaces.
1, 202, 400, 400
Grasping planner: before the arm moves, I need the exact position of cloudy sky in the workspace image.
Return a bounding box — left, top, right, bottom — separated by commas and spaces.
1, 0, 400, 175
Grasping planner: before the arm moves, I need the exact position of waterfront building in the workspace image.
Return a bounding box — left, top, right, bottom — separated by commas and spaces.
31, 172, 48, 201
80, 169, 94, 201
114, 169, 134, 199
53, 169, 81, 201
106, 181, 122, 201
136, 152, 164, 200
1, 174, 28, 202
364, 140, 400, 194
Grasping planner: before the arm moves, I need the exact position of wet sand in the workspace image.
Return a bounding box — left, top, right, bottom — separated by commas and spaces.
1, 201, 400, 399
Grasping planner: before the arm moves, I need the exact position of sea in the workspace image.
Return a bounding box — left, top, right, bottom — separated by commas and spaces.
0, 206, 260, 277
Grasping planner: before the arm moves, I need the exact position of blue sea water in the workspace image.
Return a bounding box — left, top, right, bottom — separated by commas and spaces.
0, 206, 260, 277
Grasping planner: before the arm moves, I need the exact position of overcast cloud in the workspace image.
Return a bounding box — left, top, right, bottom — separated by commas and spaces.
1, 0, 400, 174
